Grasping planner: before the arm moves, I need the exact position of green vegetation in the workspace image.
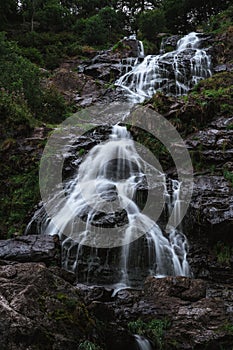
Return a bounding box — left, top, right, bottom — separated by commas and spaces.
138, 9, 166, 42
0, 32, 71, 238
213, 242, 233, 265
223, 170, 233, 187
221, 322, 233, 335
206, 5, 233, 34
128, 318, 170, 349
1, 1, 231, 61
0, 0, 232, 239
78, 341, 103, 350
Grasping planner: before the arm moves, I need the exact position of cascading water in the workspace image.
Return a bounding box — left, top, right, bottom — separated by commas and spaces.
29, 124, 191, 287
134, 335, 152, 350
116, 32, 212, 102
25, 32, 200, 289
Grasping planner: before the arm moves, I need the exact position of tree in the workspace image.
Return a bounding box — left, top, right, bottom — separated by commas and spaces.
74, 6, 126, 45
75, 0, 112, 18
20, 0, 43, 31
184, 0, 231, 28
36, 0, 68, 31
162, 0, 187, 33
0, 32, 41, 112
0, 0, 19, 29
138, 9, 166, 41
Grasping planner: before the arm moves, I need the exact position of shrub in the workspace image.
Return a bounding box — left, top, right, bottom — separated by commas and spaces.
39, 86, 71, 123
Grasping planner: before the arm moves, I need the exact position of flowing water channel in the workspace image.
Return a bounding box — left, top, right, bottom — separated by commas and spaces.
26, 32, 212, 290
116, 32, 212, 102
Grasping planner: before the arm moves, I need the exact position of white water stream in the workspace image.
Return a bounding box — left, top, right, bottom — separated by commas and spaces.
135, 335, 152, 350
35, 124, 191, 286
116, 32, 212, 102
25, 32, 206, 288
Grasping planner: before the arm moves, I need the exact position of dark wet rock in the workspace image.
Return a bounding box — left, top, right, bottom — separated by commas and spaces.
88, 301, 115, 321
76, 283, 114, 303
186, 121, 233, 168
90, 209, 128, 228
100, 276, 233, 349
83, 62, 121, 81
49, 266, 76, 284
49, 68, 105, 106
0, 262, 102, 350
79, 37, 145, 88
122, 37, 144, 57
213, 64, 233, 72
0, 261, 232, 349
184, 115, 233, 248
0, 235, 60, 265
144, 276, 207, 301
161, 35, 182, 51
188, 175, 233, 230
109, 288, 232, 349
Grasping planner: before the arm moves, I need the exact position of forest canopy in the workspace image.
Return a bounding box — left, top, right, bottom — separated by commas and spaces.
1, 0, 231, 39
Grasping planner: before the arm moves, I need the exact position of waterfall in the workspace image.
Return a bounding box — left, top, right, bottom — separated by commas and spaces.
135, 335, 152, 350
116, 32, 212, 102
31, 124, 191, 286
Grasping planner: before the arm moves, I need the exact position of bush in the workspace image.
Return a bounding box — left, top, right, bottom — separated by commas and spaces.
0, 89, 35, 139
39, 86, 71, 123
0, 32, 42, 111
20, 46, 44, 66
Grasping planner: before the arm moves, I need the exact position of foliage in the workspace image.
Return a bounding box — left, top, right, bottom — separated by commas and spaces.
128, 318, 170, 349
78, 341, 103, 350
0, 0, 20, 30
223, 170, 233, 187
1, 0, 232, 41
221, 322, 233, 334
162, 0, 187, 33
39, 86, 71, 123
0, 34, 71, 238
204, 5, 233, 34
213, 242, 233, 265
138, 9, 166, 41
0, 32, 42, 112
0, 89, 35, 138
161, 0, 231, 33
74, 7, 125, 46
15, 31, 80, 69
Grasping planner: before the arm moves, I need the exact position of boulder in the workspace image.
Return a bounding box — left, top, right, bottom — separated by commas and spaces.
144, 275, 207, 301
0, 262, 101, 350
185, 115, 233, 243
0, 235, 60, 265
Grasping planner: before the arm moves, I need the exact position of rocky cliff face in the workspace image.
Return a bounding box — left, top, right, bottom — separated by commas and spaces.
1, 30, 233, 349
0, 256, 232, 350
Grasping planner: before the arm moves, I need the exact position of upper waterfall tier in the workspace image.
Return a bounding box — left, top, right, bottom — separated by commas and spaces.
116, 32, 212, 102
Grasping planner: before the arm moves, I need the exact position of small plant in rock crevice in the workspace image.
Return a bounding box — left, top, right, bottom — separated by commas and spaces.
128, 318, 170, 350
